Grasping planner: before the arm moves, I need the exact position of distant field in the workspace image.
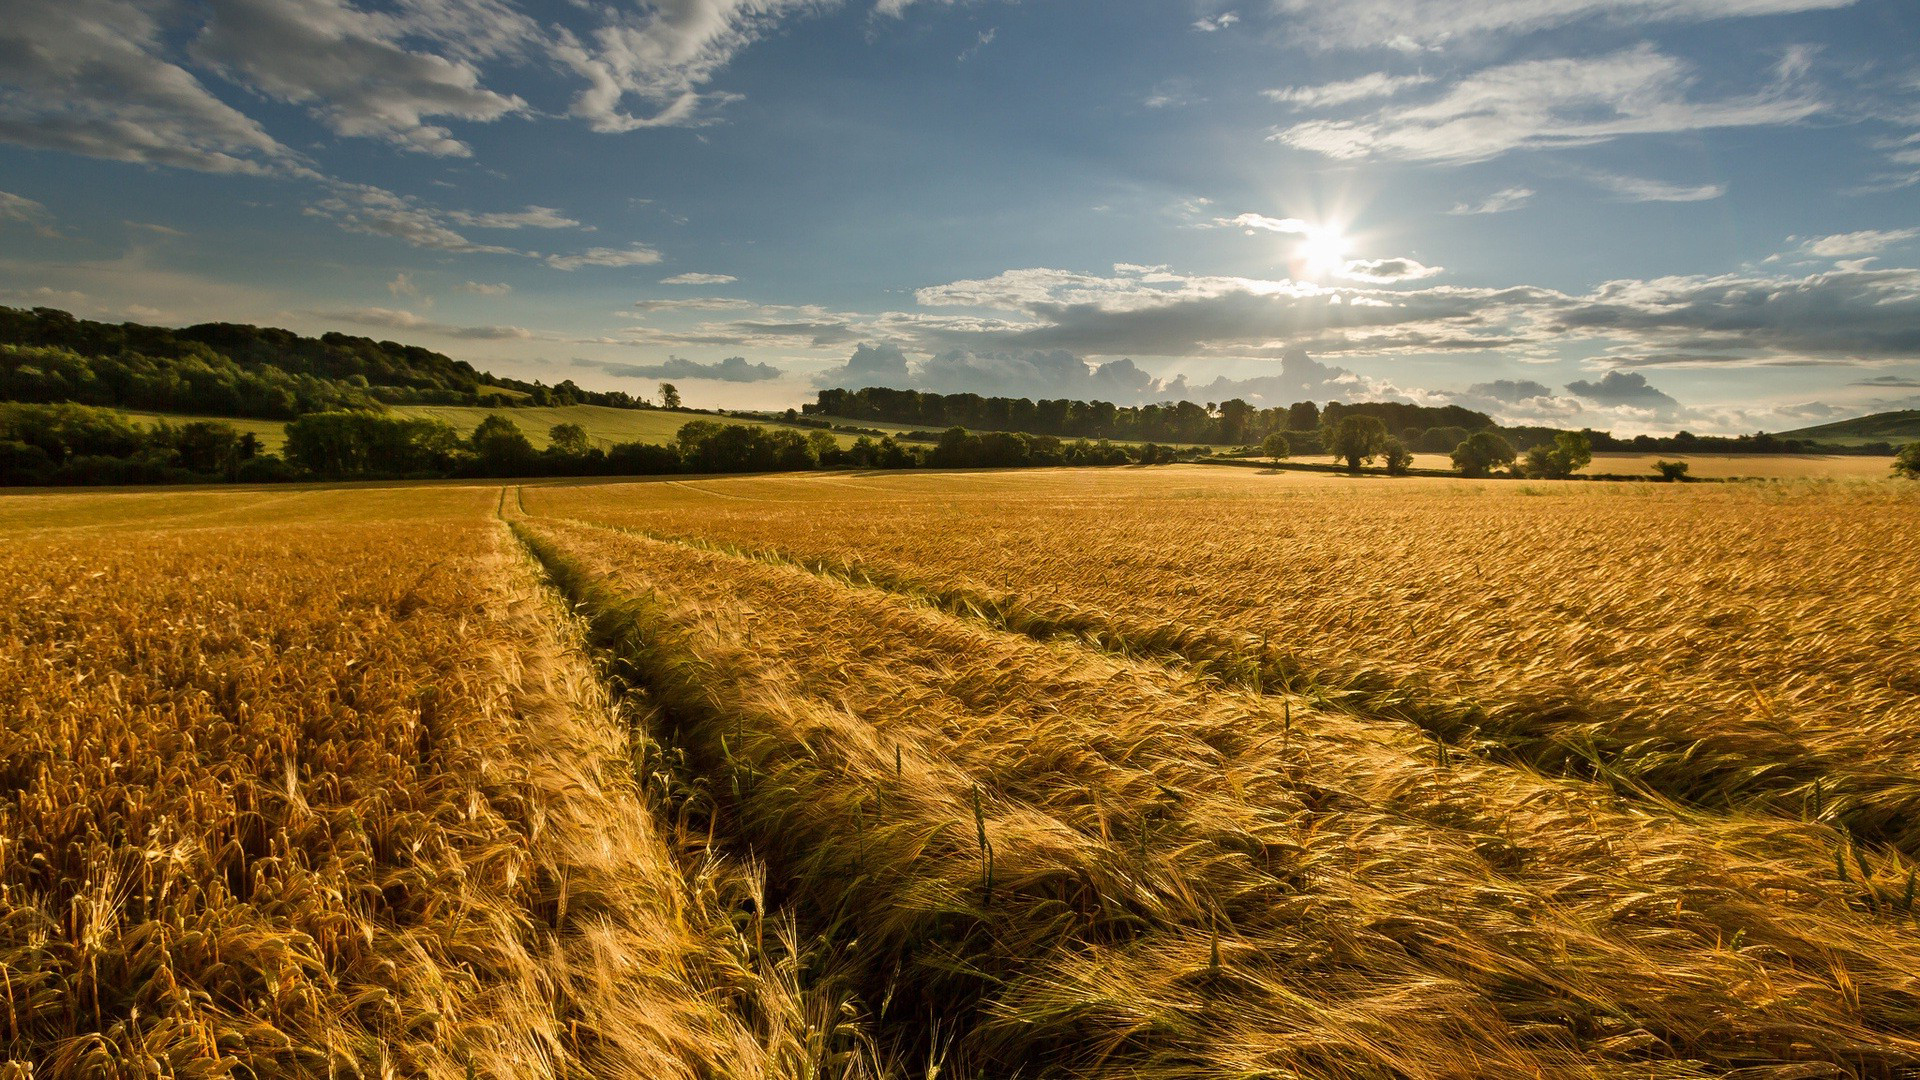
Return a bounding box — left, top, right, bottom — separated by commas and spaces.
109, 403, 851, 452
8, 466, 1918, 1076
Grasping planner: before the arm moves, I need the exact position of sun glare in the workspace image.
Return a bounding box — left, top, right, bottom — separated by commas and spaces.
1295, 224, 1351, 279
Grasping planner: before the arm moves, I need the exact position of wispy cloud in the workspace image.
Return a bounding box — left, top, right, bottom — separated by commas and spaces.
1449, 187, 1535, 215
661, 272, 739, 285
1271, 0, 1854, 52
546, 244, 665, 270
1587, 171, 1727, 202
1801, 228, 1920, 256
1264, 72, 1433, 109
1192, 12, 1240, 32
449, 206, 584, 229
1271, 46, 1821, 163
586, 354, 783, 382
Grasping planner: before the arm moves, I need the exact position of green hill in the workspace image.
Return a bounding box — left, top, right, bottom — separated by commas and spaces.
1776, 410, 1920, 446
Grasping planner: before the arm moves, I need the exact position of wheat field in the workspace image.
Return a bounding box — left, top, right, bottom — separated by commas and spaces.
4, 466, 1918, 1078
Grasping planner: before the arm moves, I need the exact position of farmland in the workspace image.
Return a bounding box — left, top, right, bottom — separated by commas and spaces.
4, 466, 1920, 1078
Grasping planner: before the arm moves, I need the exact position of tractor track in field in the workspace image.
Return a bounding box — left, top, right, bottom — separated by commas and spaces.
507, 491, 1920, 875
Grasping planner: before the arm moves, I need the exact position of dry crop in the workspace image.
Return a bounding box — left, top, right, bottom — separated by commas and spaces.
528, 469, 1920, 856
0, 487, 884, 1079
515, 507, 1920, 1079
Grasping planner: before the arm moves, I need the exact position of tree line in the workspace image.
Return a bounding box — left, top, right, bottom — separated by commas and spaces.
808, 386, 1497, 447
0, 404, 1196, 486
0, 306, 648, 418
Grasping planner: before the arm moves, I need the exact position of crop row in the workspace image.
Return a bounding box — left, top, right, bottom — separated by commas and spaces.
518, 514, 1920, 1080
527, 474, 1920, 857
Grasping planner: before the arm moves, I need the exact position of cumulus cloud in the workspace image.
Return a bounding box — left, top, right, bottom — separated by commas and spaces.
1801, 229, 1920, 257
813, 342, 914, 388
661, 272, 739, 285
1192, 13, 1240, 32
1565, 369, 1681, 407
1336, 257, 1442, 283
1264, 72, 1433, 108
1271, 46, 1821, 163
546, 244, 665, 270
1271, 0, 1853, 52
1466, 379, 1555, 402
592, 354, 782, 382
192, 0, 526, 157
1449, 187, 1535, 215
0, 0, 297, 174
387, 272, 421, 298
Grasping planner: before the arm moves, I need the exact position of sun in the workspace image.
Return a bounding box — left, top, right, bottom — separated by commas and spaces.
1295, 224, 1351, 279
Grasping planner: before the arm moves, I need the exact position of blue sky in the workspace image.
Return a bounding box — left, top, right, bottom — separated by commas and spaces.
2, 0, 1917, 433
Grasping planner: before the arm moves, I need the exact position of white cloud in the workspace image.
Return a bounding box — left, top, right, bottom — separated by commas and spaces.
456, 281, 512, 295
0, 0, 297, 174
1449, 187, 1535, 215
1336, 257, 1442, 283
316, 306, 535, 339
309, 183, 523, 255
1588, 172, 1727, 202
1801, 228, 1920, 256
1271, 0, 1855, 52
387, 272, 421, 298
192, 0, 526, 157
1212, 213, 1313, 234
449, 205, 584, 229
958, 28, 996, 62
1264, 72, 1433, 108
0, 191, 52, 227
1193, 12, 1240, 32
1271, 46, 1821, 163
661, 272, 739, 284
552, 0, 830, 133
546, 244, 665, 270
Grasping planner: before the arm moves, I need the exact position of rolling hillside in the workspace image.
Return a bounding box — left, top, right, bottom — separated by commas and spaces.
1777, 409, 1920, 446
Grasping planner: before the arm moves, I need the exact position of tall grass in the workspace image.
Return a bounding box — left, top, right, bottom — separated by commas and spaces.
529, 472, 1920, 855
0, 495, 891, 1078
519, 514, 1920, 1079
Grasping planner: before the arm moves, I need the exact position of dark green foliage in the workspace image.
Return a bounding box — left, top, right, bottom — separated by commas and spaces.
1452, 431, 1518, 477
1320, 414, 1391, 471
1381, 436, 1414, 475
1654, 460, 1691, 482
810, 387, 1493, 447
1260, 432, 1290, 462
1523, 431, 1594, 479
283, 411, 463, 477
1895, 442, 1920, 479
0, 305, 645, 417
0, 402, 272, 485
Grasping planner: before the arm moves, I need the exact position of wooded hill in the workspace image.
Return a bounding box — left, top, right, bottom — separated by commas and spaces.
0, 306, 644, 419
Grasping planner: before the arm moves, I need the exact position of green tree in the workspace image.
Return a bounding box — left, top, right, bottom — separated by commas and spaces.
470, 414, 535, 473
1895, 441, 1920, 479
659, 382, 682, 410
1524, 431, 1594, 479
548, 422, 590, 456
1654, 460, 1690, 482
1320, 414, 1390, 471
1451, 431, 1517, 477
1260, 431, 1291, 463
1382, 436, 1414, 475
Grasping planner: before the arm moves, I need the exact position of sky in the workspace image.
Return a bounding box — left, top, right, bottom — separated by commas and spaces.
2, 0, 1918, 434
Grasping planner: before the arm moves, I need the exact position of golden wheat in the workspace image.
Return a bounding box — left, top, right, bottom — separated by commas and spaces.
518, 509, 1920, 1079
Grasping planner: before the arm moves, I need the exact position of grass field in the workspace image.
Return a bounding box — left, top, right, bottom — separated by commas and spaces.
109, 404, 852, 453
5, 466, 1920, 1077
